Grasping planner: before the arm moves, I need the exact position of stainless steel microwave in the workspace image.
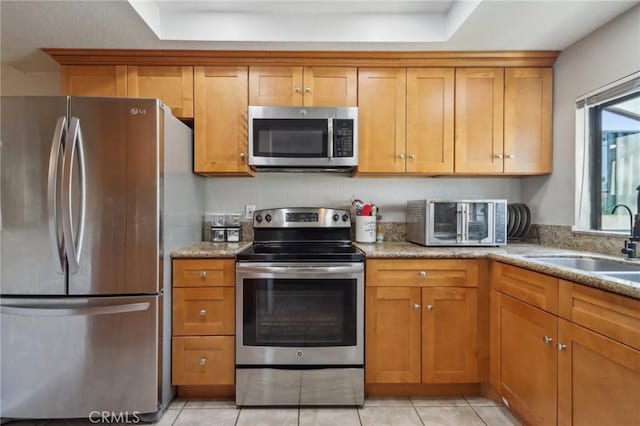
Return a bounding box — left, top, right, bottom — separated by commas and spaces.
248, 106, 358, 170
406, 200, 507, 246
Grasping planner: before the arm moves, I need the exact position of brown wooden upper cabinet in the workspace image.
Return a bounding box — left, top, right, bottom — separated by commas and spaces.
455, 67, 553, 174
127, 66, 194, 119
504, 68, 553, 174
249, 66, 357, 107
357, 68, 407, 173
62, 65, 127, 97
61, 65, 195, 119
455, 68, 505, 174
194, 66, 251, 175
407, 68, 455, 174
358, 68, 454, 175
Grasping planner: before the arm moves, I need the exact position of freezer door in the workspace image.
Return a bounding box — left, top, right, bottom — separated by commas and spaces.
66, 97, 160, 295
0, 295, 160, 419
0, 96, 68, 295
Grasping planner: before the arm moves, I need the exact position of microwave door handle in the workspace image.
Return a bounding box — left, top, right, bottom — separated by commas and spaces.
456, 204, 463, 243
327, 118, 334, 158
462, 204, 470, 241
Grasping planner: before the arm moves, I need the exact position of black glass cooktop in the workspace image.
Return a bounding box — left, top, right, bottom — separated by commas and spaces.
236, 243, 365, 262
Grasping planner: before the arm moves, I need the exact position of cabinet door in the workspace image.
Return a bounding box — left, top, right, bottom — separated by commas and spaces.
127, 66, 194, 118
303, 67, 357, 107
504, 68, 552, 174
455, 68, 504, 174
366, 287, 421, 383
358, 68, 406, 173
422, 287, 478, 383
249, 66, 303, 106
558, 319, 640, 426
61, 65, 127, 97
194, 66, 250, 174
406, 68, 454, 174
500, 294, 557, 426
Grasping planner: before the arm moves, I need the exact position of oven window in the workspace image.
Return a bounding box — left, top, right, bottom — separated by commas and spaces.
253, 119, 328, 157
243, 278, 356, 347
432, 202, 458, 241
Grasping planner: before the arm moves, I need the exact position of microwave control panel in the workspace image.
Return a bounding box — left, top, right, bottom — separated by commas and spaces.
333, 119, 354, 157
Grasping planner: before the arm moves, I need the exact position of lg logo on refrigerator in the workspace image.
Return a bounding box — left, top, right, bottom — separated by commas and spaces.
130, 107, 147, 115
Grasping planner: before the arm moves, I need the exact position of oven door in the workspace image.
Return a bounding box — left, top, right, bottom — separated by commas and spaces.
236, 262, 364, 366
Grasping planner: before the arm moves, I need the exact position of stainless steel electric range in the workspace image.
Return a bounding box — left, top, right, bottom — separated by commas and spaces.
235, 207, 365, 406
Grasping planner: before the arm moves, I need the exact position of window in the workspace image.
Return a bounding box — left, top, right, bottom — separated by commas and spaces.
576, 74, 640, 233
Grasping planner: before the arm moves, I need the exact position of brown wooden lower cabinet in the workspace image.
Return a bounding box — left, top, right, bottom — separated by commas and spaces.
366, 286, 478, 385
422, 287, 478, 383
498, 293, 557, 426
366, 286, 422, 383
172, 336, 234, 385
557, 319, 640, 426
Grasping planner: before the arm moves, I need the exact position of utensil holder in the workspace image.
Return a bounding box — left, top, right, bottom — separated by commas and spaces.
355, 216, 376, 243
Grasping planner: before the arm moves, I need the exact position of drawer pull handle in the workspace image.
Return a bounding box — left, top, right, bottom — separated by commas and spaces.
200, 358, 206, 366
557, 343, 567, 351
199, 309, 207, 317
426, 304, 433, 311
542, 336, 553, 344
413, 304, 421, 311
199, 271, 207, 279
419, 271, 427, 278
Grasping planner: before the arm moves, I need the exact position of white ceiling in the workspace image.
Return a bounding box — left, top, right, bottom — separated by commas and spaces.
1, 0, 638, 73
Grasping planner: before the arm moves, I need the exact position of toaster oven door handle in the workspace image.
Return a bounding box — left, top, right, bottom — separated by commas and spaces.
236, 264, 363, 275
457, 203, 469, 243
327, 118, 334, 158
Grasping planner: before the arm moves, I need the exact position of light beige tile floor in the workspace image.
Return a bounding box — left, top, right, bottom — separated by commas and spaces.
6, 396, 521, 425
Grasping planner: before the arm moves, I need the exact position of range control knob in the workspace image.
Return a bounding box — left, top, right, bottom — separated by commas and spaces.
333, 214, 340, 221
342, 214, 349, 222
265, 214, 272, 222
256, 214, 263, 223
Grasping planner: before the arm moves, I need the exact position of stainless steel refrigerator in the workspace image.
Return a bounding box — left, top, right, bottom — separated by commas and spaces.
0, 96, 203, 421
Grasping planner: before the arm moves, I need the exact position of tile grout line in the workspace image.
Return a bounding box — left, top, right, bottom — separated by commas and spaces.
410, 397, 426, 426
356, 404, 364, 426
170, 399, 187, 426
234, 406, 241, 426
468, 404, 489, 426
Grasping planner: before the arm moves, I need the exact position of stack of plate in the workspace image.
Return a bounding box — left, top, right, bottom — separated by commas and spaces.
507, 203, 532, 240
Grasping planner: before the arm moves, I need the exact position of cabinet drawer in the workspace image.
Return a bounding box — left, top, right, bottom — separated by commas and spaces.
173, 259, 234, 287
173, 287, 234, 336
366, 259, 478, 287
493, 262, 558, 314
172, 336, 235, 385
559, 280, 640, 351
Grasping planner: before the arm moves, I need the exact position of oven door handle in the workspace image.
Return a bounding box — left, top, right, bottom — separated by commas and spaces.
236, 265, 363, 274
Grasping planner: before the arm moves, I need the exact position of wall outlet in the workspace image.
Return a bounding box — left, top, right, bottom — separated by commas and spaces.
245, 205, 256, 220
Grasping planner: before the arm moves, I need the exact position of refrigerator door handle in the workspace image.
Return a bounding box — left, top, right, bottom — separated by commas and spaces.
0, 302, 150, 317
48, 116, 66, 274
62, 117, 87, 274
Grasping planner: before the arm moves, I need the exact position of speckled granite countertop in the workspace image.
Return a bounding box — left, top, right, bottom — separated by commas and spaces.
171, 241, 252, 258
172, 241, 640, 300
356, 242, 640, 300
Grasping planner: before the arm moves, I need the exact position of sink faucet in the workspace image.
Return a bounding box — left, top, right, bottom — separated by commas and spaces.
611, 203, 639, 260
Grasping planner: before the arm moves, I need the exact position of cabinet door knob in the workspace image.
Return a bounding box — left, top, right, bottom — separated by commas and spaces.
294, 87, 301, 93
304, 87, 311, 93
426, 304, 434, 311
398, 153, 406, 159
557, 343, 567, 351
506, 154, 515, 159
413, 304, 421, 311
199, 271, 207, 279
408, 153, 416, 159
495, 154, 504, 159
199, 309, 207, 317
240, 152, 246, 159
200, 358, 207, 366
542, 336, 553, 344
419, 271, 427, 278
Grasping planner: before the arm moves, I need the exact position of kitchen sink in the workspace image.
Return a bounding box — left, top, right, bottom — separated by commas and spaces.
527, 256, 640, 272
599, 272, 640, 283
